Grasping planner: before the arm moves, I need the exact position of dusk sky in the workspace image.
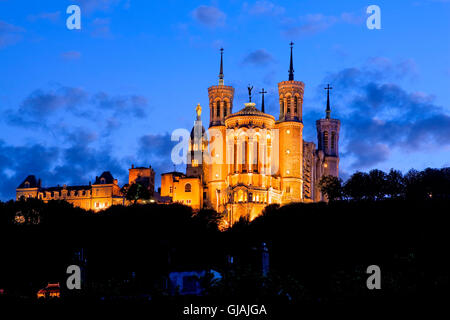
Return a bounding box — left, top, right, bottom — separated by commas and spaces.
1, 0, 449, 201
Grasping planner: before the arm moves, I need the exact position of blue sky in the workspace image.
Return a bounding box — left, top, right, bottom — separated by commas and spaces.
0, 0, 449, 200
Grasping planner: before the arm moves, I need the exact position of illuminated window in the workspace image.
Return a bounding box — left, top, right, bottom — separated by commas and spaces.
185, 183, 192, 192
286, 130, 290, 135
286, 149, 290, 154
286, 170, 290, 175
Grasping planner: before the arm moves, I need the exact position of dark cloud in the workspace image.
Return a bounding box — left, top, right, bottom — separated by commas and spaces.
0, 132, 128, 201
0, 20, 24, 48
4, 86, 149, 130
191, 5, 226, 28
320, 58, 450, 169
242, 49, 275, 67
92, 92, 147, 118
19, 87, 87, 118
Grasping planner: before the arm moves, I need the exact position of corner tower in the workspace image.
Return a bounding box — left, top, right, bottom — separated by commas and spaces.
208, 48, 235, 127
276, 42, 304, 203
316, 84, 340, 177
206, 48, 234, 212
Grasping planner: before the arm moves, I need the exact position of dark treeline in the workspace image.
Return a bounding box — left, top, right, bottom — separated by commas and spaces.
0, 170, 449, 310
319, 167, 450, 201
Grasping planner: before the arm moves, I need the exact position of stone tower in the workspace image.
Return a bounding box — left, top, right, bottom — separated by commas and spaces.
187, 104, 207, 178
208, 48, 235, 127
206, 48, 234, 211
275, 42, 304, 203
316, 84, 340, 177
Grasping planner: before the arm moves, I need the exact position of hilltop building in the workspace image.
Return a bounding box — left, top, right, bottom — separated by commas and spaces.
161, 44, 341, 223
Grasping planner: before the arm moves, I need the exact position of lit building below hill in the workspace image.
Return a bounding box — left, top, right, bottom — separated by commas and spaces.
16, 166, 155, 211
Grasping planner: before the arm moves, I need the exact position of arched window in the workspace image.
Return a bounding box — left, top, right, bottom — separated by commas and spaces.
287, 97, 291, 115
100, 178, 106, 184
224, 101, 227, 117
280, 98, 284, 116
234, 137, 238, 173
294, 96, 298, 114
331, 132, 336, 150
185, 183, 192, 193
216, 101, 220, 117
24, 181, 30, 188
323, 131, 329, 150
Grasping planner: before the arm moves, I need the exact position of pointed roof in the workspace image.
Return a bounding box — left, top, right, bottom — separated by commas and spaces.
219, 48, 224, 85
289, 42, 294, 81
325, 84, 333, 119
94, 171, 115, 184
18, 175, 39, 188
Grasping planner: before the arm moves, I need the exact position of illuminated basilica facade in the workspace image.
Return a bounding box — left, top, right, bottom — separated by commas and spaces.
161, 45, 341, 223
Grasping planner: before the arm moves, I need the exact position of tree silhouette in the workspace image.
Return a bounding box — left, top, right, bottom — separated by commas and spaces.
319, 175, 343, 201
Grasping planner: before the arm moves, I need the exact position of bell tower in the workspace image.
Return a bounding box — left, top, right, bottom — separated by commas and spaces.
316, 84, 340, 177
275, 42, 304, 203
208, 48, 235, 127
206, 48, 234, 212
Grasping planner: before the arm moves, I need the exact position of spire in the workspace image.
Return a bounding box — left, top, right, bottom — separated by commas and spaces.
324, 84, 333, 119
219, 48, 224, 85
259, 88, 267, 113
289, 42, 294, 81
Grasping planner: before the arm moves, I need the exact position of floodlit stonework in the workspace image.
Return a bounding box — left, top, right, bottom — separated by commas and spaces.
161, 45, 341, 224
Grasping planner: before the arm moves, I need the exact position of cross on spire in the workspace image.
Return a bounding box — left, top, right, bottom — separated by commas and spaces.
289, 42, 295, 81
324, 84, 333, 119
259, 88, 267, 113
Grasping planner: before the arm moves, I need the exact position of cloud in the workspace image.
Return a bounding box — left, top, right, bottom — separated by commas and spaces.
244, 1, 285, 16
92, 92, 147, 118
74, 0, 121, 14
61, 51, 82, 60
191, 5, 226, 28
28, 11, 61, 23
242, 49, 275, 67
282, 12, 364, 38
90, 18, 112, 38
4, 85, 149, 130
0, 134, 128, 200
0, 20, 25, 48
320, 58, 450, 169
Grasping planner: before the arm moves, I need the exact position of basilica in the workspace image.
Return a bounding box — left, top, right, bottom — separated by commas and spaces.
160, 44, 341, 224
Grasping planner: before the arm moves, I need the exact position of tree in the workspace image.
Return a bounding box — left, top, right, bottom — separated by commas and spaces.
319, 175, 343, 202
344, 171, 370, 201
123, 183, 151, 204
367, 169, 387, 200
386, 169, 404, 198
